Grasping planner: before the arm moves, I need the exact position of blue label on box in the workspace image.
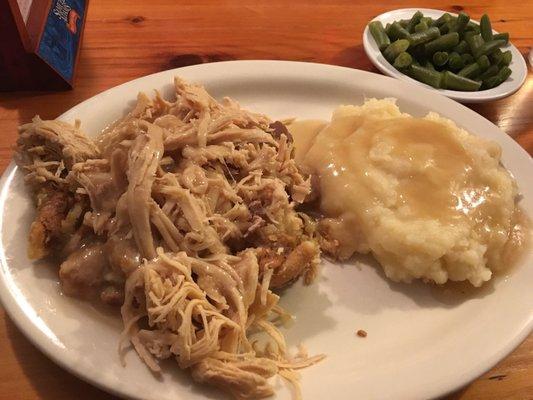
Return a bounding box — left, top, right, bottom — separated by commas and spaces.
37, 0, 86, 82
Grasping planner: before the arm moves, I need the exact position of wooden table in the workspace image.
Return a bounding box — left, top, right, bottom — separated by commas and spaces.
0, 1, 531, 399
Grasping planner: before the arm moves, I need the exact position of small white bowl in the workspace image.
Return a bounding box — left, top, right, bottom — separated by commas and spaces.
363, 8, 527, 103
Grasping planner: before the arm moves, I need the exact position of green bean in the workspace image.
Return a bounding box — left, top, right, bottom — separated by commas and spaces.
423, 60, 436, 70
489, 48, 503, 64
408, 27, 440, 46
458, 12, 471, 32
458, 63, 481, 78
399, 19, 410, 28
439, 20, 454, 34
415, 21, 429, 33
466, 21, 478, 30
442, 71, 481, 91
388, 22, 411, 41
379, 11, 513, 92
480, 14, 493, 41
406, 64, 442, 88
492, 32, 509, 45
420, 17, 434, 27
463, 30, 475, 40
473, 39, 506, 59
461, 53, 474, 64
482, 66, 512, 89
466, 33, 484, 54
408, 44, 425, 60
501, 50, 512, 65
453, 40, 469, 54
449, 12, 470, 34
490, 48, 511, 66
476, 55, 490, 71
424, 32, 460, 55
479, 65, 499, 79
369, 21, 391, 51
435, 13, 452, 26
466, 22, 481, 34
432, 51, 449, 67
383, 39, 410, 62
406, 11, 424, 33
393, 52, 413, 69
448, 52, 465, 71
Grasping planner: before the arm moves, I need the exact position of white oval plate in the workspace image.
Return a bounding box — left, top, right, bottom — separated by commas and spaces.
0, 61, 532, 400
363, 8, 528, 103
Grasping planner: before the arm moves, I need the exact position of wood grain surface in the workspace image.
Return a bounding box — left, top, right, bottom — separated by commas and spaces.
0, 1, 531, 399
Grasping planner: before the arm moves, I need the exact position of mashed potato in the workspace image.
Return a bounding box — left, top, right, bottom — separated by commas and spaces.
291, 99, 524, 287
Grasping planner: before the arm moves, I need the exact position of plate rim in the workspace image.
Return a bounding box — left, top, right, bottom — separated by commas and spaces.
362, 8, 528, 103
0, 60, 531, 400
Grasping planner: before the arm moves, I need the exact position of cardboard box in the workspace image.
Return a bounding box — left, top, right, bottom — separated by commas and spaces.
0, 0, 89, 91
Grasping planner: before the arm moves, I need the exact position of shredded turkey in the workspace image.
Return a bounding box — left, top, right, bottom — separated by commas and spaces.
15, 78, 324, 399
